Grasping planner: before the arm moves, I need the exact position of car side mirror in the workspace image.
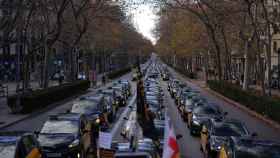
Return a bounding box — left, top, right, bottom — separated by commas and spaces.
251, 132, 258, 137
123, 117, 128, 120
176, 134, 183, 139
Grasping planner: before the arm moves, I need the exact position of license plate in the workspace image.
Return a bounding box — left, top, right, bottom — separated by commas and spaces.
46, 153, 62, 157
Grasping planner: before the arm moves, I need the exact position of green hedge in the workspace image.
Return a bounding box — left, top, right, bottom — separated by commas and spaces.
8, 80, 90, 113
207, 80, 280, 124
107, 67, 132, 79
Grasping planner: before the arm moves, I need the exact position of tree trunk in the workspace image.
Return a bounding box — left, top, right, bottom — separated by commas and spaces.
42, 46, 50, 88
243, 40, 249, 90
266, 33, 272, 96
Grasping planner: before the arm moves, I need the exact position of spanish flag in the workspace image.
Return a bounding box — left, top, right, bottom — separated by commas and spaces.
163, 117, 180, 158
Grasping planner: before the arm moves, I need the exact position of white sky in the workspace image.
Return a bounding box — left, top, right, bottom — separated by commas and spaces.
128, 4, 158, 44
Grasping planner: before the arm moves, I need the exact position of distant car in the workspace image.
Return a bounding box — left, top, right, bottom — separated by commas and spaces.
118, 80, 132, 96
176, 87, 193, 106
98, 89, 120, 108
71, 96, 109, 130
162, 73, 169, 81
188, 104, 226, 135
200, 119, 250, 157
182, 95, 206, 113
38, 113, 91, 158
0, 131, 44, 158
218, 136, 280, 158
167, 79, 179, 92
112, 85, 128, 101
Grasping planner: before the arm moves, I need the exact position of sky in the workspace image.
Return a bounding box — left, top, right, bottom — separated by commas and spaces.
128, 4, 158, 44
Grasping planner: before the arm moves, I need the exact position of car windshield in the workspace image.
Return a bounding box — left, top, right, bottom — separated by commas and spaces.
0, 143, 16, 158
193, 106, 220, 115
41, 120, 79, 134
72, 100, 99, 114
213, 123, 247, 136
235, 144, 280, 158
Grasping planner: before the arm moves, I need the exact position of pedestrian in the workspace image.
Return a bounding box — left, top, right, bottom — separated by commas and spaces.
102, 75, 106, 85
58, 71, 64, 85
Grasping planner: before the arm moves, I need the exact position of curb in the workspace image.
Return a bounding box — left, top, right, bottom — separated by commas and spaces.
203, 86, 280, 131
0, 91, 86, 130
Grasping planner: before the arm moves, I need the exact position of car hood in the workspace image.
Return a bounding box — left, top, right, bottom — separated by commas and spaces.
210, 136, 228, 151
38, 134, 76, 148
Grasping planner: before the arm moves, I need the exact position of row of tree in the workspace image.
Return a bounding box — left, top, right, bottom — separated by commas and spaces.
155, 0, 280, 95
0, 0, 153, 91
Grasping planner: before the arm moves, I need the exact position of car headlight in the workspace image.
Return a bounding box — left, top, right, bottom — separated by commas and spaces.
210, 143, 221, 151
69, 139, 80, 148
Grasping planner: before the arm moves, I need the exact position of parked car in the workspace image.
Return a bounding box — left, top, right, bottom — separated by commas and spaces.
103, 95, 117, 123
180, 92, 200, 120
200, 119, 250, 157
162, 73, 169, 81
188, 104, 226, 135
118, 80, 132, 96
71, 96, 109, 130
98, 89, 121, 108
218, 136, 280, 158
38, 113, 91, 158
112, 85, 128, 101
0, 131, 44, 158
167, 79, 180, 92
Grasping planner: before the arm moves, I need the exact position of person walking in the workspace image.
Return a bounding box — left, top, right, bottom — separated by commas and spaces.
102, 75, 106, 85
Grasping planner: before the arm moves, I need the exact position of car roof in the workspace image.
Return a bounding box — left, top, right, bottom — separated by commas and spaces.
212, 118, 244, 127
49, 113, 82, 121
0, 131, 31, 144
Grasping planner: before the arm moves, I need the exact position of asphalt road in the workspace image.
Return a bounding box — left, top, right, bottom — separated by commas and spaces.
162, 65, 280, 158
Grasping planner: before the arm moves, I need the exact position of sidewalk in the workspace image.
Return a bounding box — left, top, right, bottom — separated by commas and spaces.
0, 80, 103, 129
0, 67, 134, 129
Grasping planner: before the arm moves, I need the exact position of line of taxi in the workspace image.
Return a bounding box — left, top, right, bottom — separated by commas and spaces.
0, 79, 132, 158
165, 74, 280, 158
